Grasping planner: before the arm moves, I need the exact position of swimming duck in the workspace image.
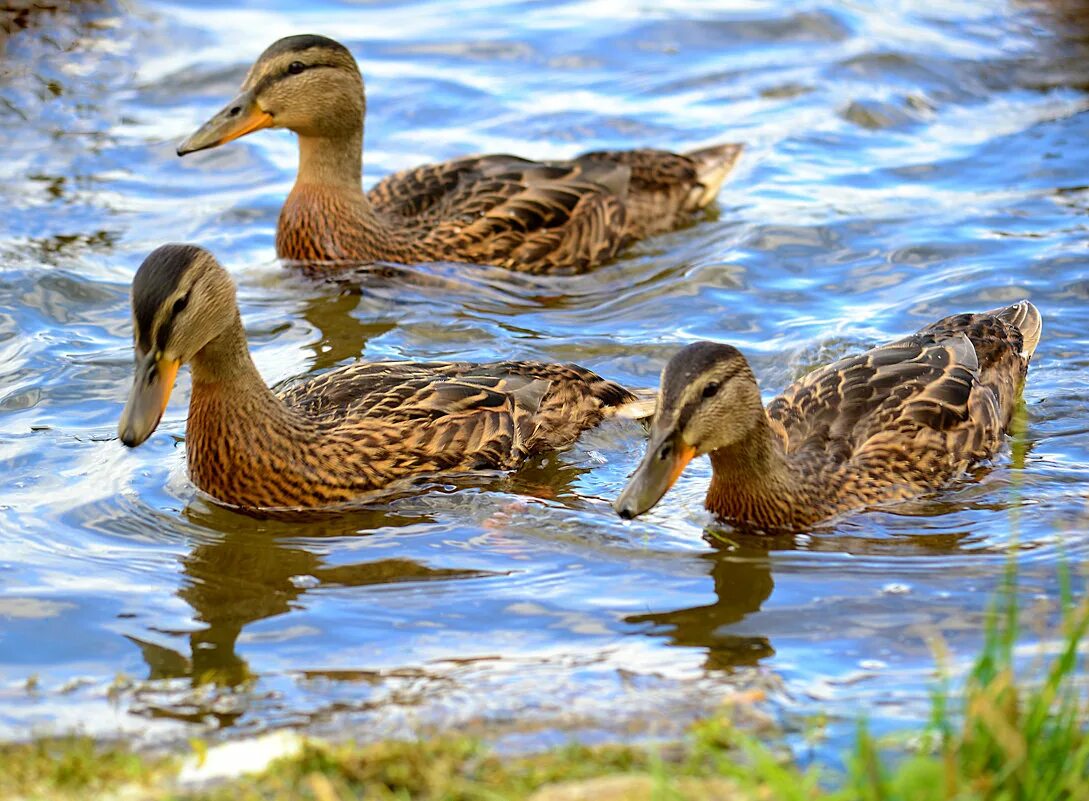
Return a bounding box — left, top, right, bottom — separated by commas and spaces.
177, 34, 742, 275
118, 244, 647, 510
615, 302, 1042, 531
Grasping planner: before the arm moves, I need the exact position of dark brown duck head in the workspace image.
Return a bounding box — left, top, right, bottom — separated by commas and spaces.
177, 34, 364, 156
118, 244, 238, 447
615, 342, 765, 519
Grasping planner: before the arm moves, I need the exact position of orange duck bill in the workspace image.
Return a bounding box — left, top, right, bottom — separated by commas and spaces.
177, 89, 272, 156
118, 351, 179, 447
614, 432, 696, 519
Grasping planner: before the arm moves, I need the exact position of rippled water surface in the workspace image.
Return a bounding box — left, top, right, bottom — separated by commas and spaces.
1, 0, 1088, 752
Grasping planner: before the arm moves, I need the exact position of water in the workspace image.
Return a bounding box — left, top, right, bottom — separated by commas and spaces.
1, 0, 1087, 754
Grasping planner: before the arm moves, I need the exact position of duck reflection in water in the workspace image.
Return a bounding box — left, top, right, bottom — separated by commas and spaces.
125, 449, 604, 698
129, 500, 484, 693
292, 261, 551, 375
291, 286, 395, 373
626, 538, 775, 672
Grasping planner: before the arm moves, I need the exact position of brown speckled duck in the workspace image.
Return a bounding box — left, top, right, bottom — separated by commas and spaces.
118, 244, 647, 510
177, 34, 742, 275
615, 302, 1042, 532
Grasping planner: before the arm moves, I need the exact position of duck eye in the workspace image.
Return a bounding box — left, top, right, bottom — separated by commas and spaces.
657, 442, 673, 461
701, 382, 720, 399
172, 293, 189, 316
288, 61, 306, 75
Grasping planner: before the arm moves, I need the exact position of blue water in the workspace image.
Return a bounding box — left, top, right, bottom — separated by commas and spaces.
0, 0, 1087, 753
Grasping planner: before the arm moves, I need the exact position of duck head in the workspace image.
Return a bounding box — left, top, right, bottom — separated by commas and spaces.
118, 244, 237, 446
615, 342, 764, 519
177, 34, 364, 155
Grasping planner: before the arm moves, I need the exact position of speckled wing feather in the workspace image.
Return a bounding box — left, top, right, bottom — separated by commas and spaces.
580, 145, 743, 238
277, 359, 634, 481
578, 149, 696, 239
767, 337, 986, 460
368, 155, 630, 217
366, 155, 631, 274
765, 307, 1034, 490
361, 146, 743, 274
898, 306, 1033, 429
436, 180, 628, 275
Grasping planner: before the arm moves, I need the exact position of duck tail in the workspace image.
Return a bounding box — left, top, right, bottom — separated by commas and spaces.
683, 143, 743, 210
608, 387, 658, 421
992, 300, 1042, 361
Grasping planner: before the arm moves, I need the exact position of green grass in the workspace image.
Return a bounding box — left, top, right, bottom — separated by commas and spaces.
840, 563, 1089, 801
2, 569, 1086, 801
0, 735, 172, 799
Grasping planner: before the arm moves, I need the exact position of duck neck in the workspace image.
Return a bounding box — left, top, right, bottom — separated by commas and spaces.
188, 313, 273, 395
705, 414, 802, 530
296, 131, 364, 192
280, 129, 405, 264
185, 315, 311, 503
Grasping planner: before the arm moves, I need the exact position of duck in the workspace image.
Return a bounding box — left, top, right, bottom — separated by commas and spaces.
176, 34, 742, 275
614, 302, 1042, 532
117, 244, 649, 510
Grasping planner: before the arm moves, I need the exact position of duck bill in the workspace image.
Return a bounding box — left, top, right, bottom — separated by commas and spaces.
177, 90, 273, 156
614, 433, 696, 519
118, 353, 180, 447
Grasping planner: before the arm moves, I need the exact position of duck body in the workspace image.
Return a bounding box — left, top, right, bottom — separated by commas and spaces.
188, 356, 633, 509
615, 301, 1042, 532
119, 245, 639, 511
179, 34, 742, 275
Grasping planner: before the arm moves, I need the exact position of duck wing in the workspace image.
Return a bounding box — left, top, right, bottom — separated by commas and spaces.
890, 300, 1040, 430
768, 302, 1040, 475
767, 335, 987, 464
368, 154, 630, 274
577, 144, 743, 238
279, 359, 634, 473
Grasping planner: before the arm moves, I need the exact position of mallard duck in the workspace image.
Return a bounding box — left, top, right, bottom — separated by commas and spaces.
118, 244, 647, 510
615, 302, 1042, 531
177, 34, 742, 275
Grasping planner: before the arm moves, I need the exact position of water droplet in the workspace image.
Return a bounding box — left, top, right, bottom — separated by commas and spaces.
881, 583, 911, 595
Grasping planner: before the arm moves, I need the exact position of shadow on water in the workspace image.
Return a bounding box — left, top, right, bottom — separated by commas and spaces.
123, 438, 640, 698
293, 287, 395, 372
291, 260, 561, 370
618, 516, 1007, 679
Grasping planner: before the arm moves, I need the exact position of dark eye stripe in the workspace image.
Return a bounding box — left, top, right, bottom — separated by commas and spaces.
674, 398, 700, 433
669, 364, 740, 430
153, 292, 191, 353
133, 244, 198, 351
155, 316, 174, 353
251, 62, 337, 97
